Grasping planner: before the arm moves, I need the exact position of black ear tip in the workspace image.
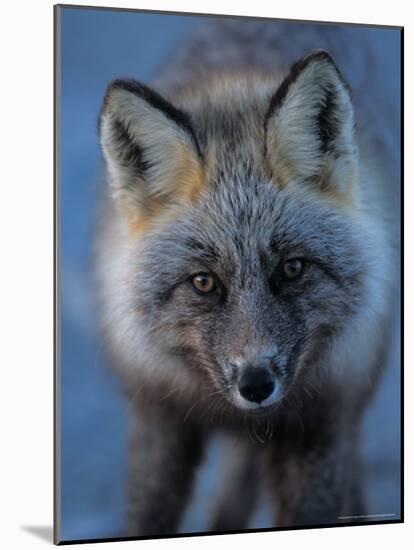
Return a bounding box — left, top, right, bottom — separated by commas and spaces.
98, 78, 148, 135
293, 49, 352, 97
107, 78, 147, 95
306, 49, 335, 64
292, 49, 337, 75
102, 78, 146, 107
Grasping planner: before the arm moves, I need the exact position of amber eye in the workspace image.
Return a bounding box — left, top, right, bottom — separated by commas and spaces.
192, 273, 216, 294
282, 258, 305, 280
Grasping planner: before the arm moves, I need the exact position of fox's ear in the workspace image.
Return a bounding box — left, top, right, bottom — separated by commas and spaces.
99, 79, 204, 223
265, 51, 357, 201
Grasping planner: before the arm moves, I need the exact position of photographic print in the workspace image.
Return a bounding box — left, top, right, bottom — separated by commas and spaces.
54, 4, 403, 544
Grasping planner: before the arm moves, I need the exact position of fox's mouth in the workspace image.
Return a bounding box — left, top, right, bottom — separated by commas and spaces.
230, 383, 284, 412
230, 395, 286, 419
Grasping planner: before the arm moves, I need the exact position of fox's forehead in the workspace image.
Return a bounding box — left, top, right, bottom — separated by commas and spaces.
172, 74, 277, 178
196, 181, 353, 256
139, 178, 362, 283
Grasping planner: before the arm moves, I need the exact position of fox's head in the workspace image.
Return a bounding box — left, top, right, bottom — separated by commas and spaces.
99, 51, 382, 414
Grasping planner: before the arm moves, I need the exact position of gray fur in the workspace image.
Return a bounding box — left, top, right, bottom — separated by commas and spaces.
96, 19, 399, 536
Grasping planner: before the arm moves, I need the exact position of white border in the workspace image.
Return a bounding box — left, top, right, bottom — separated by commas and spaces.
0, 1, 411, 548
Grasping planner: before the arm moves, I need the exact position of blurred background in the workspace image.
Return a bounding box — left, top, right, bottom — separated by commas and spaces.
58, 6, 401, 542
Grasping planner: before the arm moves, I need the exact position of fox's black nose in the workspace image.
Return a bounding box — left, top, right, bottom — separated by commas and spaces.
238, 367, 275, 404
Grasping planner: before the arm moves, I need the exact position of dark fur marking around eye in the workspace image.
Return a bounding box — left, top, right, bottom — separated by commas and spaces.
104, 78, 204, 161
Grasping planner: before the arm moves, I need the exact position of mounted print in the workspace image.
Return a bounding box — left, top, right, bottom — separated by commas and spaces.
54, 4, 403, 544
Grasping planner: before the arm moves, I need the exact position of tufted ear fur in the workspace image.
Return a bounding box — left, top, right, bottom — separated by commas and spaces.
99, 79, 204, 225
265, 51, 358, 202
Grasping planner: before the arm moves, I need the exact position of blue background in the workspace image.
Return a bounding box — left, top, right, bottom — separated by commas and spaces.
58, 6, 401, 541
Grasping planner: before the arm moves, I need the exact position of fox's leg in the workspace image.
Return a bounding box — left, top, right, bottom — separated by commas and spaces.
210, 436, 260, 532
265, 414, 362, 527
126, 404, 205, 537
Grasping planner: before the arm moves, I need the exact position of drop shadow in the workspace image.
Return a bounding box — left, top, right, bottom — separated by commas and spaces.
21, 525, 54, 543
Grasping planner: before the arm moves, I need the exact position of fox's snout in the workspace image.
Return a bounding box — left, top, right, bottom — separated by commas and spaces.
231, 355, 283, 410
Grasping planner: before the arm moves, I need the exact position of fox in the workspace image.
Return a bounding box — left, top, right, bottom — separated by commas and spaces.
95, 18, 399, 537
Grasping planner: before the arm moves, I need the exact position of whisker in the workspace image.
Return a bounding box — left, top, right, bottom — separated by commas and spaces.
183, 401, 198, 423
303, 387, 314, 400
125, 372, 147, 412
160, 384, 181, 402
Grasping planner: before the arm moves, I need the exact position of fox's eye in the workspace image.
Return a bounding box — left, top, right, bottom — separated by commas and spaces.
282, 258, 305, 280
192, 273, 216, 294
